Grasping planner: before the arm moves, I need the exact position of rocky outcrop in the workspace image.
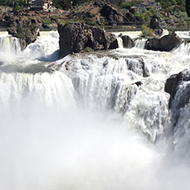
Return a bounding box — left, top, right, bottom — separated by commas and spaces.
58, 23, 118, 58
5, 15, 41, 50
68, 1, 141, 26
165, 69, 190, 101
149, 15, 163, 35
120, 35, 134, 48
165, 69, 190, 125
7, 25, 40, 50
100, 3, 125, 25
145, 32, 182, 52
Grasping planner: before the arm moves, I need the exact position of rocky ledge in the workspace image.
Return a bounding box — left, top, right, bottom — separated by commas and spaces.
58, 22, 119, 58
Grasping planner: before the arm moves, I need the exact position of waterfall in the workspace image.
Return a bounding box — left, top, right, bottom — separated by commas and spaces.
116, 36, 124, 48
1, 31, 190, 190
23, 31, 59, 61
134, 38, 146, 49
0, 36, 21, 62
0, 36, 21, 53
0, 70, 75, 112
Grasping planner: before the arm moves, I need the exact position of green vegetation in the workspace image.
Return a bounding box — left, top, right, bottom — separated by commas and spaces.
52, 0, 71, 9
119, 0, 141, 9
141, 25, 154, 37
0, 0, 189, 29
155, 0, 185, 11
14, 26, 26, 39
42, 19, 52, 25
52, 0, 92, 9
0, 0, 30, 7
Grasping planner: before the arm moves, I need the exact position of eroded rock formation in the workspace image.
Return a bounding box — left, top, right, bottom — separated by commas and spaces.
6, 15, 41, 50
58, 22, 118, 58
145, 32, 182, 52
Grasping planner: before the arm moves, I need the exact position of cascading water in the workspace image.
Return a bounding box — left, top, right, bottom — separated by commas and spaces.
1, 31, 190, 190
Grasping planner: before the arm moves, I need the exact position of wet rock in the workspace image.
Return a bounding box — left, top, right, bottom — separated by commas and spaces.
58, 22, 118, 58
121, 35, 134, 48
165, 70, 190, 97
145, 32, 183, 52
133, 81, 142, 86
165, 69, 190, 126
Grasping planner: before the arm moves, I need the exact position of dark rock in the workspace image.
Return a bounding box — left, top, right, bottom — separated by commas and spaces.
149, 15, 163, 35
145, 32, 183, 52
100, 4, 125, 25
150, 16, 161, 30
133, 81, 142, 86
165, 69, 190, 126
42, 23, 51, 29
58, 23, 118, 58
121, 35, 134, 48
165, 69, 190, 99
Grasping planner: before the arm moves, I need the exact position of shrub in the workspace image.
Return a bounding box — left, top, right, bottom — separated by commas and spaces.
141, 25, 154, 37
42, 19, 52, 25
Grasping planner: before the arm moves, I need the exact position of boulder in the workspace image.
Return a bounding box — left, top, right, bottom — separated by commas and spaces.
58, 23, 118, 58
121, 35, 134, 48
145, 32, 182, 52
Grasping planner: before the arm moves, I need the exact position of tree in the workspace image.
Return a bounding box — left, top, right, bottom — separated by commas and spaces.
187, 0, 190, 16
19, 0, 23, 7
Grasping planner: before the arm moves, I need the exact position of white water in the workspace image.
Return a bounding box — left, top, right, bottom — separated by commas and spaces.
1, 31, 190, 190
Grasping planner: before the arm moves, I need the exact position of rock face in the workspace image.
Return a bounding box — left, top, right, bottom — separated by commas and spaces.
165, 69, 190, 125
58, 23, 118, 58
165, 69, 190, 102
145, 32, 182, 52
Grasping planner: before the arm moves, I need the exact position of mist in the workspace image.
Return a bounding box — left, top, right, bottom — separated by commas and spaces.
1, 100, 190, 190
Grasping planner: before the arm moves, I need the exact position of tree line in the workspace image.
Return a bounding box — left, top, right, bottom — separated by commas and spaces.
0, 0, 30, 7
0, 0, 90, 9
0, 0, 188, 13
52, 0, 90, 9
